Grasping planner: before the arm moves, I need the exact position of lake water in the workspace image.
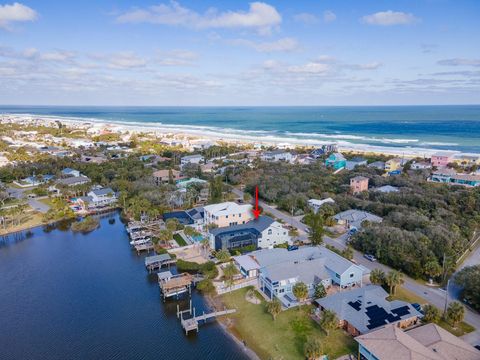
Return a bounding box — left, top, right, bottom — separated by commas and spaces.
0, 213, 249, 360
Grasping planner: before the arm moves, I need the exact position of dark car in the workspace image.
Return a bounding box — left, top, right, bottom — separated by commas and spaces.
474, 345, 480, 351
411, 303, 424, 314
364, 254, 377, 262
287, 245, 299, 251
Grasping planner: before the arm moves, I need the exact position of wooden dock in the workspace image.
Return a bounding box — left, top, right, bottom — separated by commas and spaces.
145, 254, 176, 273
134, 242, 154, 254
158, 272, 193, 301
177, 303, 236, 334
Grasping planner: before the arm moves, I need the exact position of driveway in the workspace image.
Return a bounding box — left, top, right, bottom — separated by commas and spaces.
27, 198, 50, 213
232, 186, 480, 345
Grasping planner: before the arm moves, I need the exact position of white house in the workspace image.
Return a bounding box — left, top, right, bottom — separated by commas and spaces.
209, 216, 291, 250
308, 198, 335, 214
203, 201, 253, 228
61, 168, 81, 178
86, 187, 117, 208
180, 154, 204, 169
261, 150, 294, 162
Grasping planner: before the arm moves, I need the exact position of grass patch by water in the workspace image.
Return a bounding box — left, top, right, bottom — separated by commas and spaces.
220, 287, 356, 360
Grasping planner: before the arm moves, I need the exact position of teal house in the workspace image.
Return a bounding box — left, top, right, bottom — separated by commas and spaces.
325, 153, 346, 170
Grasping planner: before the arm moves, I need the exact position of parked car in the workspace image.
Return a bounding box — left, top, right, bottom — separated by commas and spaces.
364, 254, 377, 262
287, 245, 299, 251
474, 345, 480, 351
411, 303, 424, 314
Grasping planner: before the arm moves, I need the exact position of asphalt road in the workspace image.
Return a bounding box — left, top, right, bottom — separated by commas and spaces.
232, 187, 480, 345
6, 186, 51, 213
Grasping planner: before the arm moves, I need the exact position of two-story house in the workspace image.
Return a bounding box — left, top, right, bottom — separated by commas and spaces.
203, 201, 253, 228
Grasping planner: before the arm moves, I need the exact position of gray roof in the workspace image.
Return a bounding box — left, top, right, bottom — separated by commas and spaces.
368, 161, 385, 169
263, 257, 331, 284
91, 187, 114, 196
56, 176, 90, 186
316, 285, 422, 334
376, 185, 399, 193
264, 150, 290, 156
234, 254, 260, 271
145, 253, 171, 266
334, 210, 383, 229
251, 246, 361, 280
182, 154, 203, 160
209, 216, 274, 236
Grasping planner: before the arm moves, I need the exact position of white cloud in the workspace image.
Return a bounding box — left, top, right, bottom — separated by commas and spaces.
156, 49, 198, 66
361, 10, 418, 26
293, 12, 318, 24
0, 2, 37, 30
323, 10, 336, 23
105, 52, 147, 69
437, 58, 480, 67
288, 61, 331, 74
40, 50, 76, 62
233, 37, 299, 52
354, 62, 382, 70
116, 1, 281, 35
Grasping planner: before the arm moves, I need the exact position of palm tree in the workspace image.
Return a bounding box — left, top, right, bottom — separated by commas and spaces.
319, 309, 338, 336
304, 336, 323, 360
223, 262, 239, 288
314, 283, 327, 299
386, 270, 404, 295
422, 304, 440, 323
446, 301, 465, 328
424, 260, 442, 281
370, 268, 385, 286
266, 298, 282, 321
292, 282, 309, 307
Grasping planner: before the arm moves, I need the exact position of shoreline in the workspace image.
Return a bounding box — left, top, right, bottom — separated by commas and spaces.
205, 294, 261, 360
2, 113, 479, 158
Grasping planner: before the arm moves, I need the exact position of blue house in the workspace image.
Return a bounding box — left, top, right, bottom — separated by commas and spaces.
240, 246, 365, 307
325, 153, 346, 170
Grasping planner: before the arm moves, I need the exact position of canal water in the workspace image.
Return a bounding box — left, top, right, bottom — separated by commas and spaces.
0, 212, 249, 360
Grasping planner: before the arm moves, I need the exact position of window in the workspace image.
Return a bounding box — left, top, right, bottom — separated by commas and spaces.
350, 273, 354, 278
239, 213, 242, 217
226, 215, 228, 219
268, 229, 272, 235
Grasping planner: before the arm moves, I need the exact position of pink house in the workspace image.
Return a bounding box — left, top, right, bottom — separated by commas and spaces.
431, 152, 453, 168
350, 176, 369, 194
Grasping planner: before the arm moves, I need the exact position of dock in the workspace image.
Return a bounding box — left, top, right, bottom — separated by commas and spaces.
158, 271, 193, 301
177, 303, 236, 334
134, 242, 154, 254
145, 253, 176, 273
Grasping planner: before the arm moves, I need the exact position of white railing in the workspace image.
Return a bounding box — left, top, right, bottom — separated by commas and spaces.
215, 278, 258, 294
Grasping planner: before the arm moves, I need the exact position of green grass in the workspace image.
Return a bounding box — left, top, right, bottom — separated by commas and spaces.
387, 286, 427, 305
173, 233, 187, 247
220, 287, 356, 360
389, 286, 475, 337
436, 318, 475, 337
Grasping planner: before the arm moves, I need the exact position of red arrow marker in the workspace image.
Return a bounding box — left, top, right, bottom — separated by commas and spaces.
253, 185, 260, 219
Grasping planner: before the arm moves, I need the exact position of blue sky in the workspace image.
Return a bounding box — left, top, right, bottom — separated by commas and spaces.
0, 0, 479, 105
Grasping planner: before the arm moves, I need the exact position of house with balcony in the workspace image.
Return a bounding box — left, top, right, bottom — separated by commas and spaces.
429, 169, 480, 187
310, 144, 338, 158
325, 153, 347, 170
249, 246, 364, 307
385, 158, 407, 172
261, 150, 294, 162
209, 216, 291, 250
152, 169, 185, 185
203, 201, 253, 228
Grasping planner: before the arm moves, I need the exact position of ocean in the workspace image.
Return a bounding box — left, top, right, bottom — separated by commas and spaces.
1, 105, 480, 153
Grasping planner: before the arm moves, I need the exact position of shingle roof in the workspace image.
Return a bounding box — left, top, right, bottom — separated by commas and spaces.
91, 187, 114, 196
316, 285, 421, 334
334, 210, 383, 228
204, 201, 252, 216
56, 176, 90, 186
234, 254, 260, 271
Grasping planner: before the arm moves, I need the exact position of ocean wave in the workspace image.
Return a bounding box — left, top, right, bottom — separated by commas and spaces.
3, 112, 469, 156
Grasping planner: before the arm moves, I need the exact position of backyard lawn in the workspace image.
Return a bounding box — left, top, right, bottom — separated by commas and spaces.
220, 287, 356, 360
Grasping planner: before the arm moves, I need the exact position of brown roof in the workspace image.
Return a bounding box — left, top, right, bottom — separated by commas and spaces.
153, 169, 181, 178
408, 323, 480, 360
356, 325, 442, 360
356, 324, 480, 360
